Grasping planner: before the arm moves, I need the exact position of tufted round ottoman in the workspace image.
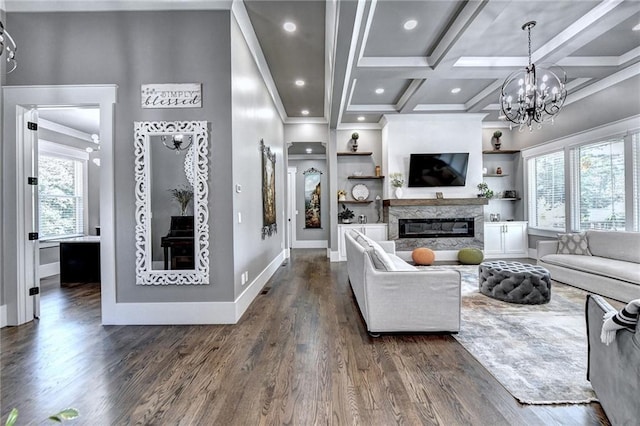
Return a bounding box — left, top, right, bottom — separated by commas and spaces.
479, 261, 551, 304
412, 247, 435, 265
458, 247, 484, 265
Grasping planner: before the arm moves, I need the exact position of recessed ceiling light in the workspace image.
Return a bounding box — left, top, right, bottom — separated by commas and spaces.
451, 87, 461, 94
403, 19, 418, 31
283, 22, 297, 32
306, 148, 313, 154
301, 110, 309, 115
295, 79, 305, 87
633, 22, 640, 31
375, 88, 384, 94
357, 116, 365, 121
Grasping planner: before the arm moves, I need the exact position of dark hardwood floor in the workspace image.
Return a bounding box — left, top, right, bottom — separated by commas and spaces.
1, 250, 609, 425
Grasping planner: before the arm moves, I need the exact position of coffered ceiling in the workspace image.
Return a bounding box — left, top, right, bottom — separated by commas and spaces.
7, 0, 640, 131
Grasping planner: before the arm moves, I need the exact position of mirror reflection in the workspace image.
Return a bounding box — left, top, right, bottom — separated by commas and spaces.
134, 121, 209, 285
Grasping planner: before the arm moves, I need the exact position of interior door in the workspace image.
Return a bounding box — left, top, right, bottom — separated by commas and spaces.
18, 107, 41, 320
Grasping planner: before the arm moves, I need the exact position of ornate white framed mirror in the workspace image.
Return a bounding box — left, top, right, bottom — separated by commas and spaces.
134, 121, 210, 285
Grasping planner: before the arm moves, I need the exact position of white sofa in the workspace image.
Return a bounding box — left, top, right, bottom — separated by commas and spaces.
344, 230, 461, 335
537, 230, 640, 302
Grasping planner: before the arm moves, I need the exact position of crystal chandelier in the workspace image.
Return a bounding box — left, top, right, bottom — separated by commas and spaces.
0, 20, 17, 73
499, 21, 567, 131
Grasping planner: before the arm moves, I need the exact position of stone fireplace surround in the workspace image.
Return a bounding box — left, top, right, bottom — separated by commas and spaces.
383, 198, 488, 256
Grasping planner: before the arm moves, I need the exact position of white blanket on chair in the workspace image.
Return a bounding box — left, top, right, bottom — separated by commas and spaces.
601, 298, 640, 345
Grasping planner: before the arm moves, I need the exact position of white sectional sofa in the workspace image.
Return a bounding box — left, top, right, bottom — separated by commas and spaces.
537, 230, 640, 302
344, 230, 461, 335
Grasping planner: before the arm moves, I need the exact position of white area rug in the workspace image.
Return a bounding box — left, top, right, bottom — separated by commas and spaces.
428, 264, 603, 405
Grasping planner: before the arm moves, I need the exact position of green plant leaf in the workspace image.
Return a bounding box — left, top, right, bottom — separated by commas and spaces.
5, 408, 18, 426
48, 408, 79, 422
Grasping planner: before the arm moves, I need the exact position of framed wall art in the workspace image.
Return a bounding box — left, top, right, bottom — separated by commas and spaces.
261, 139, 277, 238
303, 167, 322, 229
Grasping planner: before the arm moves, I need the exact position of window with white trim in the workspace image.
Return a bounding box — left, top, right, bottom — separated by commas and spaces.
39, 150, 86, 240
528, 151, 565, 231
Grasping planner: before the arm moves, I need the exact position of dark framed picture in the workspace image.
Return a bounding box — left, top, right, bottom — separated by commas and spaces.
436, 192, 444, 199
261, 139, 277, 239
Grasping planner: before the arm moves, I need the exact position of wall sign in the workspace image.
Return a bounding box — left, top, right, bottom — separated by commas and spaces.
141, 83, 202, 109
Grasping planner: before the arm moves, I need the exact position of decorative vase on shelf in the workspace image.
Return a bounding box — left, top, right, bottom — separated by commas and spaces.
394, 187, 403, 199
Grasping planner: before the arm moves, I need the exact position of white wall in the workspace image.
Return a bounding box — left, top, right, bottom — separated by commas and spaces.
381, 114, 486, 199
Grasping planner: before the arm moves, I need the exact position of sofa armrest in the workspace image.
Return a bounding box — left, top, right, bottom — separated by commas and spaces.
536, 240, 558, 260
376, 240, 396, 255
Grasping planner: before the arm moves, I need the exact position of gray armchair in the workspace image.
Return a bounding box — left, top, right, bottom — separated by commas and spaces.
586, 294, 640, 425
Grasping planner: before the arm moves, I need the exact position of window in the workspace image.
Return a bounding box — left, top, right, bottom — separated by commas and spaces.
528, 151, 565, 231
39, 154, 85, 239
632, 132, 640, 232
571, 140, 625, 230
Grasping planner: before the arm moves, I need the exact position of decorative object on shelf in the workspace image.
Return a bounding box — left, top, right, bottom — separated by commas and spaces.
477, 182, 494, 199
0, 20, 17, 73
303, 167, 322, 229
337, 189, 347, 201
375, 165, 381, 177
375, 195, 382, 223
504, 190, 517, 199
352, 171, 363, 176
358, 214, 367, 224
389, 172, 405, 199
161, 134, 193, 154
169, 186, 194, 216
338, 204, 355, 224
499, 21, 567, 132
436, 192, 444, 199
496, 167, 503, 175
490, 213, 501, 222
261, 139, 277, 239
350, 132, 359, 152
482, 167, 488, 175
351, 183, 369, 201
492, 130, 503, 150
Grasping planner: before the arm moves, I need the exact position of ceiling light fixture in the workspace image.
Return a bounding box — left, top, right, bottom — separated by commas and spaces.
500, 21, 567, 131
403, 20, 418, 31
357, 116, 365, 121
375, 88, 384, 94
295, 79, 305, 86
306, 148, 313, 154
0, 20, 17, 73
451, 88, 461, 94
161, 134, 193, 154
283, 22, 297, 32
633, 22, 640, 31
301, 110, 309, 115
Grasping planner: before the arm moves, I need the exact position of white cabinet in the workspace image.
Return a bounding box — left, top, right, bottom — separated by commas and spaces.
338, 224, 388, 261
484, 221, 528, 258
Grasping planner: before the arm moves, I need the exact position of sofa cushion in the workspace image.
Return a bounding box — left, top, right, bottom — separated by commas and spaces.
587, 230, 640, 263
557, 232, 591, 255
541, 254, 640, 285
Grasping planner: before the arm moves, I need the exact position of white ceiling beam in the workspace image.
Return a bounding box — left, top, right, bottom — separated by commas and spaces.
39, 118, 94, 142
346, 104, 396, 113
413, 104, 467, 112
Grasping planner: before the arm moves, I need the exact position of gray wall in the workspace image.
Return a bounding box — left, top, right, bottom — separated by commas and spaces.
230, 16, 285, 298
290, 159, 329, 241
6, 11, 236, 303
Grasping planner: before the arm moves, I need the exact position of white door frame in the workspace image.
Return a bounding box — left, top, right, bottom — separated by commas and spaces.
3, 85, 117, 326
287, 167, 297, 253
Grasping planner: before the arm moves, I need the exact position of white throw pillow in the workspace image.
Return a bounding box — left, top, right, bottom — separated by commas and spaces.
366, 245, 396, 271
557, 232, 592, 255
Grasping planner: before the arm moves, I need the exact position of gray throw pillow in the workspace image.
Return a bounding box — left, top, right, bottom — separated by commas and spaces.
557, 232, 592, 255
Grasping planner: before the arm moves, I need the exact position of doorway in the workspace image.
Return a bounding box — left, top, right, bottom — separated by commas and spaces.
2, 85, 117, 326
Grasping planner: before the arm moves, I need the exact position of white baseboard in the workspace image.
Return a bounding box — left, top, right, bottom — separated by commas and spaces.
101, 250, 286, 325
292, 240, 328, 249
39, 262, 60, 278
0, 305, 7, 328
329, 250, 340, 262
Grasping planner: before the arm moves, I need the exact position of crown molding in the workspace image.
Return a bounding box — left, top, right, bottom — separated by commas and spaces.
4, 0, 232, 12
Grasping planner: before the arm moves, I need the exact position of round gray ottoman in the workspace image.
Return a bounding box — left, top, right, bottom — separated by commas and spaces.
479, 261, 551, 304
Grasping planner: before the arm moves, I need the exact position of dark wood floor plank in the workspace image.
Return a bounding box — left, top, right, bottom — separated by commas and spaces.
1, 250, 610, 425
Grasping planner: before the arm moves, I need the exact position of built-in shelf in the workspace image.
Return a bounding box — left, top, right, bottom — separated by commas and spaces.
491, 198, 521, 201
483, 174, 510, 177
347, 175, 384, 179
339, 200, 373, 204
483, 150, 520, 155
337, 151, 373, 156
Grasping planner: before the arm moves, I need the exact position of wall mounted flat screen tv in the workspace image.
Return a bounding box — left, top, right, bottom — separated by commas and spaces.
408, 153, 469, 187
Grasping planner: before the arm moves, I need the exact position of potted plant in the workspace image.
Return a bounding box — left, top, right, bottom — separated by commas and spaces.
492, 130, 503, 150
389, 172, 405, 198
337, 189, 347, 201
477, 182, 494, 199
169, 186, 194, 216
338, 204, 355, 223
